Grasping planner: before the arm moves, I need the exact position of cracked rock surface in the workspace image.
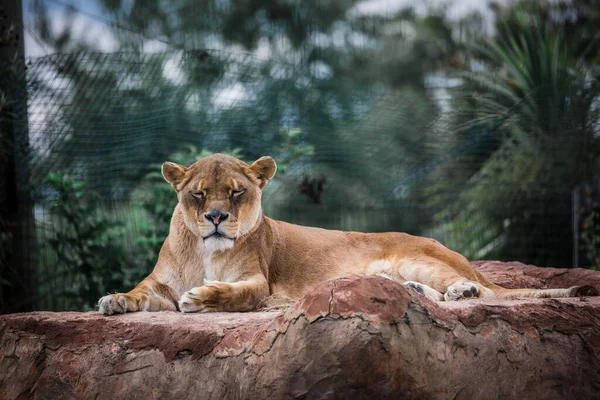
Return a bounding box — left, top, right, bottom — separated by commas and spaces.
2, 262, 600, 399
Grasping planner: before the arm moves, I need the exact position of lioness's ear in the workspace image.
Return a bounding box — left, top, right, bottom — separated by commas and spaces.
162, 162, 187, 190
248, 156, 277, 189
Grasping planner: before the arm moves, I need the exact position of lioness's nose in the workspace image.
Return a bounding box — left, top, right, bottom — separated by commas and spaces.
205, 210, 229, 225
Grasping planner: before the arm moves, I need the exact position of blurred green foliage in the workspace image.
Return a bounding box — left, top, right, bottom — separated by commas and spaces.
44, 172, 137, 310
431, 6, 600, 267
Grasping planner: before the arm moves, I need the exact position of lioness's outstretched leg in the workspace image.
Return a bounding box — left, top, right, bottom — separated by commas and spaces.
178, 275, 269, 312
392, 256, 496, 301
98, 276, 178, 315
401, 253, 598, 300
365, 259, 444, 301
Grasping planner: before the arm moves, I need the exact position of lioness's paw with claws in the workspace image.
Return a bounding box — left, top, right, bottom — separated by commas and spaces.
178, 291, 204, 313
178, 283, 231, 313
404, 281, 425, 294
403, 281, 444, 301
98, 293, 142, 315
444, 282, 480, 301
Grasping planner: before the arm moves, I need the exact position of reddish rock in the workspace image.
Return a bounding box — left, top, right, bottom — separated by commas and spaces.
473, 260, 600, 292
1, 266, 600, 399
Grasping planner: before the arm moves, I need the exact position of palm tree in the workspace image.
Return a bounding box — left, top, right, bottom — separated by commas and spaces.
434, 10, 600, 267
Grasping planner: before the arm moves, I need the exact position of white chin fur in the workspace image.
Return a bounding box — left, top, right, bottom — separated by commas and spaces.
203, 236, 235, 253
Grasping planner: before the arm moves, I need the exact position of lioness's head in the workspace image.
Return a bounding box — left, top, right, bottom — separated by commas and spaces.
162, 154, 276, 253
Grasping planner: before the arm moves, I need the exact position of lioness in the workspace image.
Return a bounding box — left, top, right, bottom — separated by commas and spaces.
98, 154, 597, 314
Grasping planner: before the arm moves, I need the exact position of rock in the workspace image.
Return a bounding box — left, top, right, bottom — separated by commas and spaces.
1, 265, 600, 399
473, 260, 600, 292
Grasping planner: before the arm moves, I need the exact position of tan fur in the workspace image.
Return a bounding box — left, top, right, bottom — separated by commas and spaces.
98, 154, 597, 314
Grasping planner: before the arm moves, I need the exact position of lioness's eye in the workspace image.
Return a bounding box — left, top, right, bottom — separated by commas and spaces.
231, 189, 246, 198
191, 191, 205, 200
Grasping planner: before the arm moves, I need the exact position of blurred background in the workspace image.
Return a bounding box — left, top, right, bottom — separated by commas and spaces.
1, 0, 599, 312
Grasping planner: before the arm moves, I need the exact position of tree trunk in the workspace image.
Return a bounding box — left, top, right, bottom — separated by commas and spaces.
0, 0, 36, 313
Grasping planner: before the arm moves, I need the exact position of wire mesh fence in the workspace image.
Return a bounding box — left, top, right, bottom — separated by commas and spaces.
2, 47, 596, 311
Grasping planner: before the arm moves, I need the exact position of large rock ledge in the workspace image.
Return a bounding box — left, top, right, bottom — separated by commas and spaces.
2, 262, 600, 399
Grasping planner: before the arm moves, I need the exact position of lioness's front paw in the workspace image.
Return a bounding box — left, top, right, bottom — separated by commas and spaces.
98, 293, 143, 315
178, 291, 203, 313
178, 283, 231, 313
